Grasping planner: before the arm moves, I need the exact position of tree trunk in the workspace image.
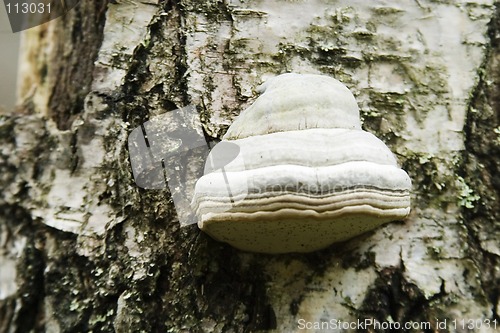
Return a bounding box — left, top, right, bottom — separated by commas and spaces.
1, 1, 499, 332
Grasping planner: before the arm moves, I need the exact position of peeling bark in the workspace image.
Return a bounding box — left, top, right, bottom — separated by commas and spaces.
1, 0, 499, 332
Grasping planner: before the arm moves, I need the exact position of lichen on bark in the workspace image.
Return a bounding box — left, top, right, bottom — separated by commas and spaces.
0, 0, 499, 332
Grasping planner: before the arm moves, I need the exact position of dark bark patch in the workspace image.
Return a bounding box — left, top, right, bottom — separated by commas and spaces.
47, 1, 109, 130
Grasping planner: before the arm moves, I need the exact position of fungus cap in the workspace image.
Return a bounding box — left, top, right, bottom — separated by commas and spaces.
192, 73, 411, 253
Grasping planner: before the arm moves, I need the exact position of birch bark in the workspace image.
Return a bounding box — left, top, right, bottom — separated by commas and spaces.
0, 1, 498, 332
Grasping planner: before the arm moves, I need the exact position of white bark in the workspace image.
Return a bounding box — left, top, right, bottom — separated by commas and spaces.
1, 0, 498, 332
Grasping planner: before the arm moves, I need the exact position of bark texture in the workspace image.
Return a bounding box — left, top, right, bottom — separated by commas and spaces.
1, 0, 499, 332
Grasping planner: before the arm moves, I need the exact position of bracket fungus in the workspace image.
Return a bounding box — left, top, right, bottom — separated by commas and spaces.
192, 73, 411, 253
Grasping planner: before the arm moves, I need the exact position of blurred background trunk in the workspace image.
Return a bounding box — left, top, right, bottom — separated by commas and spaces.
1, 1, 499, 332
